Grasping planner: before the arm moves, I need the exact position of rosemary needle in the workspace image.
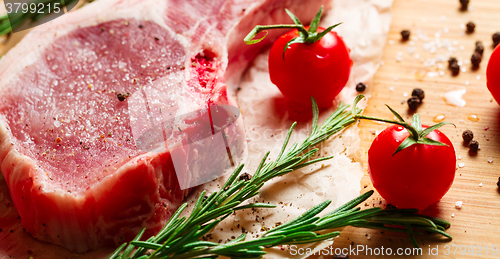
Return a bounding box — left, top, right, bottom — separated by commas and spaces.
111, 96, 452, 259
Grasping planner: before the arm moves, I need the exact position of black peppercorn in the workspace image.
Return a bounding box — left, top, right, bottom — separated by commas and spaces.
117, 93, 130, 102
493, 32, 500, 48
450, 62, 460, 76
356, 82, 366, 92
411, 88, 425, 101
475, 41, 484, 55
117, 94, 126, 101
239, 172, 252, 181
468, 140, 479, 152
448, 57, 458, 69
471, 52, 482, 68
466, 22, 475, 34
497, 177, 500, 188
401, 30, 410, 41
459, 0, 469, 11
407, 96, 420, 110
462, 129, 474, 142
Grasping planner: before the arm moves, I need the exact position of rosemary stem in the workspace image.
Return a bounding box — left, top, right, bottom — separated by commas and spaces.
110, 96, 452, 259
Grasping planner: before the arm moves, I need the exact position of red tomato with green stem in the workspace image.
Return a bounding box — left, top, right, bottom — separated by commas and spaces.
487, 45, 500, 104
356, 102, 456, 211
369, 125, 456, 210
245, 7, 351, 108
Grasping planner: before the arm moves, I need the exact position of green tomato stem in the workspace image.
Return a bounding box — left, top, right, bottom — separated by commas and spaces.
244, 24, 309, 45
352, 98, 454, 156
355, 114, 420, 139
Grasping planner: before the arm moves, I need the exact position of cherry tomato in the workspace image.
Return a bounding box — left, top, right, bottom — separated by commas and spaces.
368, 125, 456, 210
268, 26, 351, 107
487, 45, 500, 104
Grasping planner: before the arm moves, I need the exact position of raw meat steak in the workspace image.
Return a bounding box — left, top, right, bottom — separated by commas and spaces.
0, 0, 330, 253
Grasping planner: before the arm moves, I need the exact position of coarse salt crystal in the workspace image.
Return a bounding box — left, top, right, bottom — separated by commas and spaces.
435, 115, 445, 121
451, 214, 455, 218
444, 27, 449, 33
427, 72, 439, 77
403, 92, 408, 97
366, 234, 371, 240
415, 54, 420, 59
389, 40, 394, 45
457, 155, 462, 160
455, 201, 463, 208
476, 75, 481, 80
389, 86, 394, 91
396, 56, 403, 62
424, 58, 436, 67
465, 81, 469, 86
488, 157, 494, 163
458, 162, 465, 168
479, 183, 483, 187
459, 24, 465, 29
461, 67, 466, 73
460, 45, 465, 51
439, 71, 445, 76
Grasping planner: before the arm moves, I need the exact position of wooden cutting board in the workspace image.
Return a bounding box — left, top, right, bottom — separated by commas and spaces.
323, 0, 500, 257
1, 0, 500, 258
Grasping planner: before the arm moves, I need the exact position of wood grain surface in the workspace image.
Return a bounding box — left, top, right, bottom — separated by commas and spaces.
1, 0, 500, 258
321, 0, 500, 257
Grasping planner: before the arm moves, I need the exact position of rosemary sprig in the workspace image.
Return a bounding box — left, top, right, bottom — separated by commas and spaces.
0, 0, 80, 36
110, 96, 451, 259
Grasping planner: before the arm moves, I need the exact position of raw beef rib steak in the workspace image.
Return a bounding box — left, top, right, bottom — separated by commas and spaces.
0, 0, 330, 253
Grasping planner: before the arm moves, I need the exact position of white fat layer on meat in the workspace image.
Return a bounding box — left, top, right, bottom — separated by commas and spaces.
184, 0, 394, 258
